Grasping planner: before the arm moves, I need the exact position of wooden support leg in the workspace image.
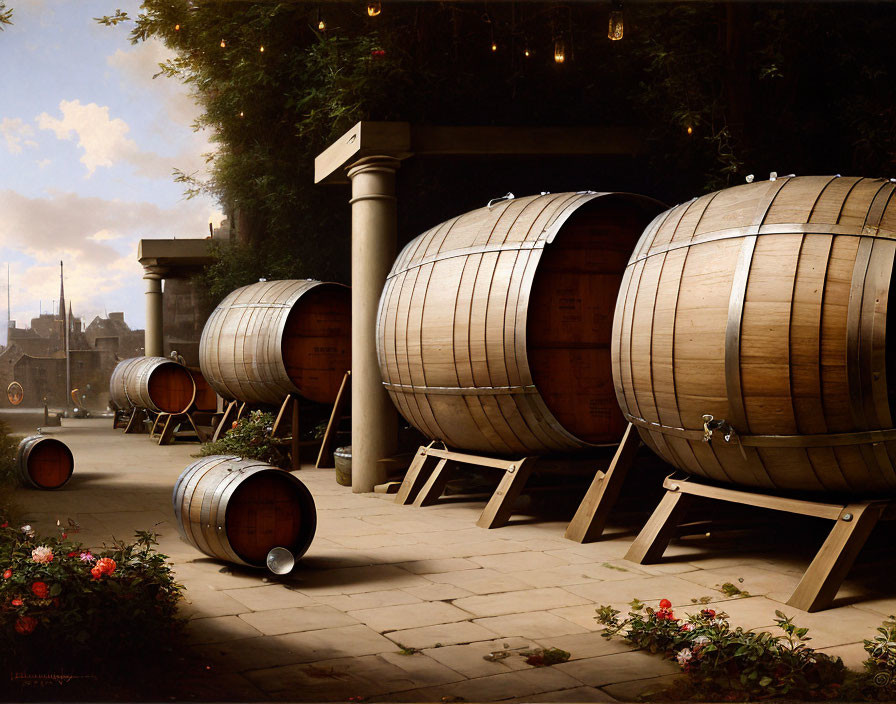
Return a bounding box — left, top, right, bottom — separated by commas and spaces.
316, 371, 351, 469
787, 502, 883, 612
564, 423, 641, 543
211, 401, 237, 443
157, 414, 177, 445
413, 458, 454, 507
124, 408, 146, 434
150, 412, 166, 438
291, 396, 300, 472
395, 447, 437, 505
476, 457, 536, 529
625, 489, 695, 564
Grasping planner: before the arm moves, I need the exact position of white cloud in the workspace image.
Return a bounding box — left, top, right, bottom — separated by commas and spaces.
35, 158, 51, 169
1, 118, 36, 154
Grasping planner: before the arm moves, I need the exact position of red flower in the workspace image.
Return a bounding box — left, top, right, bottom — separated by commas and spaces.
656, 608, 675, 621
90, 566, 103, 580
30, 582, 49, 599
370, 49, 386, 58
11, 598, 23, 607
15, 616, 37, 635
1, 522, 7, 528
67, 552, 78, 557
701, 609, 716, 619
95, 557, 116, 576
2, 569, 11, 579
659, 598, 672, 609
61, 533, 67, 539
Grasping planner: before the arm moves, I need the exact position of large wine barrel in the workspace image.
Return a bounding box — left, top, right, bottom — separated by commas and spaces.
199, 280, 351, 406
109, 357, 196, 414
172, 455, 317, 567
17, 435, 73, 490
377, 191, 664, 455
188, 367, 218, 412
614, 175, 896, 494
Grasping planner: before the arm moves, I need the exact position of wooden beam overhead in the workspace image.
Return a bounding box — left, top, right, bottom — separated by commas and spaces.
315, 121, 644, 185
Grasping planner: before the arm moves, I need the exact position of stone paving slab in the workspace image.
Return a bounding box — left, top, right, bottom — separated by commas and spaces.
11, 420, 896, 703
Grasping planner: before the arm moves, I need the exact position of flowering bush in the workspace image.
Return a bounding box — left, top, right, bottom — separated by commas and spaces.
596, 599, 846, 700
0, 516, 185, 675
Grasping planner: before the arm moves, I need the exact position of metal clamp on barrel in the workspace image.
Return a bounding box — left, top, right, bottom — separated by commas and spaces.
702, 415, 747, 459
487, 192, 515, 209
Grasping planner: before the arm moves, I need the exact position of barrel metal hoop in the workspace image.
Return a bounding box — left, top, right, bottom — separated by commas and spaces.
382, 381, 538, 396
386, 241, 547, 280
628, 223, 896, 265
625, 413, 896, 448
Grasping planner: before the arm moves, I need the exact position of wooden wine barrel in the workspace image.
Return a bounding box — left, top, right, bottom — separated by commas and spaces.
172, 455, 317, 567
16, 435, 73, 490
377, 191, 665, 455
613, 175, 896, 494
109, 357, 196, 414
199, 280, 351, 406
188, 367, 218, 413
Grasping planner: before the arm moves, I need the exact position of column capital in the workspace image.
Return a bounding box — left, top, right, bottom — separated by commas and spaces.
142, 265, 168, 280
345, 155, 402, 181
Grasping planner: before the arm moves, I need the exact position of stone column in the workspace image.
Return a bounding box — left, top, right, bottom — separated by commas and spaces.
143, 266, 166, 358
346, 156, 400, 493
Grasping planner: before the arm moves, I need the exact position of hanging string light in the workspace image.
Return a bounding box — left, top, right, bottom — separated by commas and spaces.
259, 45, 265, 52
491, 41, 497, 52
220, 38, 226, 48
553, 38, 566, 64
687, 125, 694, 135
524, 45, 531, 58
608, 0, 624, 41
367, 2, 382, 17
174, 23, 180, 31
317, 7, 326, 31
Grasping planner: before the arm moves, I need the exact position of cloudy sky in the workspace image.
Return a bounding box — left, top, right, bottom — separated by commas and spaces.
0, 0, 222, 341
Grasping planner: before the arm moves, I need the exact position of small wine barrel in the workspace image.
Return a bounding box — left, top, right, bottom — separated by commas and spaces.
614, 175, 896, 494
16, 435, 73, 490
172, 455, 317, 567
377, 192, 664, 455
109, 356, 196, 414
199, 280, 351, 406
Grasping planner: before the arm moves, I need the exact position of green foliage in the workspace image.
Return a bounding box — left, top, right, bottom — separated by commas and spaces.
597, 601, 846, 700
520, 647, 571, 667
0, 519, 184, 674
841, 616, 896, 700
197, 410, 289, 468
0, 2, 12, 29
0, 420, 18, 487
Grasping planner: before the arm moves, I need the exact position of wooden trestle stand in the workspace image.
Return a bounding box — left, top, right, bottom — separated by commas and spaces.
316, 371, 351, 469
395, 442, 537, 529
148, 411, 207, 445
624, 474, 896, 612
122, 408, 151, 434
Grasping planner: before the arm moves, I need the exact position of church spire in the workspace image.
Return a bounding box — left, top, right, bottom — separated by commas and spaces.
58, 260, 65, 320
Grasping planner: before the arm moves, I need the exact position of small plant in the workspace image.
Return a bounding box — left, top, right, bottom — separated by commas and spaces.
0, 516, 185, 675
520, 647, 571, 667
396, 643, 421, 656
197, 410, 290, 468
720, 581, 751, 598
597, 599, 845, 700
841, 616, 896, 700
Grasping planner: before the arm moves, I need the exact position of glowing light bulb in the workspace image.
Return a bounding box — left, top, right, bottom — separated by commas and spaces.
491, 42, 497, 52
239, 111, 244, 118
553, 39, 566, 64
608, 1, 624, 41
174, 23, 180, 31
318, 19, 326, 31
524, 47, 531, 58
220, 38, 226, 48
687, 125, 693, 135
259, 45, 264, 52
367, 2, 382, 17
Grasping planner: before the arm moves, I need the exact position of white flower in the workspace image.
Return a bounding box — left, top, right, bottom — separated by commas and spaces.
693, 636, 710, 649
680, 622, 696, 632
31, 546, 54, 564
676, 648, 694, 666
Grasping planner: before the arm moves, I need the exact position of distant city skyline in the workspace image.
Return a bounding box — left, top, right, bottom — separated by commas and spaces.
0, 0, 222, 333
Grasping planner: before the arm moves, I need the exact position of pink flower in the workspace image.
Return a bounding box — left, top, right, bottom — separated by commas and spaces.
31, 546, 54, 564
676, 648, 693, 666
78, 551, 95, 563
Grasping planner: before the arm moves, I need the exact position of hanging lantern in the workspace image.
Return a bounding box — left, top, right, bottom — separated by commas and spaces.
318, 7, 326, 31
608, 0, 624, 41
220, 38, 226, 48
367, 2, 382, 17
553, 38, 566, 64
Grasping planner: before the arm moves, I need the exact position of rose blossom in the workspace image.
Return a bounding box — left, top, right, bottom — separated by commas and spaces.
2, 569, 11, 579
15, 616, 37, 635
700, 608, 716, 619
676, 648, 694, 666
11, 598, 23, 606
659, 598, 672, 609
90, 566, 103, 580
31, 582, 49, 599
95, 557, 116, 575
31, 546, 54, 564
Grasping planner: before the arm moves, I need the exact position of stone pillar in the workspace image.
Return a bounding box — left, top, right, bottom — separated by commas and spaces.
346, 156, 400, 493
143, 266, 166, 358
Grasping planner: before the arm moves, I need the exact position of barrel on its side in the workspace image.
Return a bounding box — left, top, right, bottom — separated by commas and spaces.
109, 357, 196, 414
17, 435, 73, 489
613, 175, 896, 494
172, 456, 317, 567
188, 367, 218, 412
377, 192, 665, 456
199, 280, 351, 406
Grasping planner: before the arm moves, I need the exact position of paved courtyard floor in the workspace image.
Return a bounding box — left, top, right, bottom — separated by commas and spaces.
10, 419, 896, 701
